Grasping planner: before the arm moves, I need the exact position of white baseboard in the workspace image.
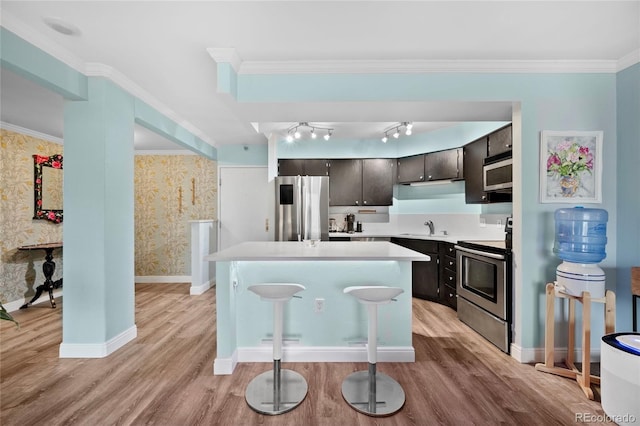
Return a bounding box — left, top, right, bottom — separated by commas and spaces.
190, 279, 213, 295
214, 349, 238, 375
4, 290, 63, 312
59, 325, 137, 358
134, 275, 191, 283
510, 344, 601, 363
213, 345, 415, 375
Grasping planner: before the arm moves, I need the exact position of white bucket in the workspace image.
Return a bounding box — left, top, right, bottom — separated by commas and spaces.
555, 261, 605, 298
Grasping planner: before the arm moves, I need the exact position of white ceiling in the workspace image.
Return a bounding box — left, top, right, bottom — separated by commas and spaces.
1, 1, 638, 151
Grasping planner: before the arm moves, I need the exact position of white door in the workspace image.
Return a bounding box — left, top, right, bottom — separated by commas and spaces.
218, 166, 274, 250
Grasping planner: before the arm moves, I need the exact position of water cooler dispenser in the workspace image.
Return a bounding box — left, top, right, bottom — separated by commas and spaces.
553, 207, 608, 298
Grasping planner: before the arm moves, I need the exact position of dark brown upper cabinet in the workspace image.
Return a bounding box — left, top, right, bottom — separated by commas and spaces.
329, 158, 394, 206
278, 159, 329, 176
463, 136, 488, 204
487, 124, 513, 158
424, 148, 463, 181
362, 158, 394, 206
397, 154, 425, 184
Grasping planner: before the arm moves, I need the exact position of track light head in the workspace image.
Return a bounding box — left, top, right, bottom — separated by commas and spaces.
382, 134, 388, 143
286, 134, 294, 143
393, 129, 400, 139
310, 128, 317, 139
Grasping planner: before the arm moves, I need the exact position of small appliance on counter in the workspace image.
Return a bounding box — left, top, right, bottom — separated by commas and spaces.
329, 218, 337, 232
505, 216, 513, 249
356, 221, 362, 233
346, 214, 355, 233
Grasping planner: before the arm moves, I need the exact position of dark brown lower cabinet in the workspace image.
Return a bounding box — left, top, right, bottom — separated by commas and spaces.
392, 238, 458, 309
391, 238, 439, 301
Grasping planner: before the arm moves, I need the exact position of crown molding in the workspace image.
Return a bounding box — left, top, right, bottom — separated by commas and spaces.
207, 48, 243, 73
0, 122, 63, 144
239, 59, 621, 75
617, 49, 640, 72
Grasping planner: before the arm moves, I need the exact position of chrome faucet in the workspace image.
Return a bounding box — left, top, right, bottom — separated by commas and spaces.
424, 220, 434, 235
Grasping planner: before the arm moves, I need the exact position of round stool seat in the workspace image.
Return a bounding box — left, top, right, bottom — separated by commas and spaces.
248, 283, 305, 301
342, 285, 405, 417
245, 282, 307, 415
344, 286, 404, 304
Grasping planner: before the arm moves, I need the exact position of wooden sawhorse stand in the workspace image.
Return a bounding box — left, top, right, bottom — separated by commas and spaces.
535, 283, 615, 400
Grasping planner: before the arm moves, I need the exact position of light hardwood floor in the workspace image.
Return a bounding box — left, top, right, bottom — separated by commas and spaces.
1, 283, 612, 425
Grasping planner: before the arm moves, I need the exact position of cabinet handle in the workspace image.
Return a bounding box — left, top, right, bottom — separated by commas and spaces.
448, 247, 454, 253
428, 175, 432, 180
449, 276, 453, 281
482, 195, 487, 200
449, 293, 454, 298
363, 200, 367, 205
506, 144, 512, 148
419, 175, 423, 180
449, 261, 454, 266
355, 200, 359, 205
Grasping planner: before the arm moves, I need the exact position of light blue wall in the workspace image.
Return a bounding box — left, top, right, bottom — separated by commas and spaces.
616, 63, 640, 329
221, 65, 619, 350
217, 143, 268, 165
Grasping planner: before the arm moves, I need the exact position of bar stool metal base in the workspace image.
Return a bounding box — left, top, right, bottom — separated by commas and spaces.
245, 361, 308, 416
341, 364, 405, 417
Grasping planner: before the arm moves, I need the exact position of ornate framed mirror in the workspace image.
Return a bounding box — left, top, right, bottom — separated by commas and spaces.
33, 154, 63, 223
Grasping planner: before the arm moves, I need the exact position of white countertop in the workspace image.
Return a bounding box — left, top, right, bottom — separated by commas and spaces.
328, 231, 486, 244
206, 241, 431, 262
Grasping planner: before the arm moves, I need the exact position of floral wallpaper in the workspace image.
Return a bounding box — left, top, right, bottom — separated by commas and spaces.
134, 155, 217, 276
0, 129, 63, 304
1, 128, 217, 306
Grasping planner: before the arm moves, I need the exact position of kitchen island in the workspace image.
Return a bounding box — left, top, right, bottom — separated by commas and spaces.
206, 241, 429, 375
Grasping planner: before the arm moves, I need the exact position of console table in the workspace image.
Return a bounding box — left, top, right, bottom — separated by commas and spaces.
18, 242, 63, 309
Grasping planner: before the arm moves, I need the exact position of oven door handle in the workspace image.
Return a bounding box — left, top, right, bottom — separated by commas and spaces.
454, 245, 505, 260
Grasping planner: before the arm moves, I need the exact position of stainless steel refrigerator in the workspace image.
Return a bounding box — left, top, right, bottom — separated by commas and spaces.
275, 176, 329, 241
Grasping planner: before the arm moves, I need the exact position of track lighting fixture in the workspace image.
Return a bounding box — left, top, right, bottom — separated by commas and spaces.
285, 122, 334, 143
381, 122, 413, 143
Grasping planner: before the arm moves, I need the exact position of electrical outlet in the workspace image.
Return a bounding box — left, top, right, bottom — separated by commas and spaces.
314, 298, 325, 313
479, 218, 486, 227
496, 219, 502, 228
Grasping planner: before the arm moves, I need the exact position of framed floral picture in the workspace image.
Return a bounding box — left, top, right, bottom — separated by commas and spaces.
540, 131, 603, 203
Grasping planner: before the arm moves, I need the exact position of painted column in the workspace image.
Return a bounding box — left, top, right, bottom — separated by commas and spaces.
60, 77, 136, 357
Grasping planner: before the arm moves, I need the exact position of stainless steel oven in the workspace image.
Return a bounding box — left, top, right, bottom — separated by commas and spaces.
455, 241, 512, 353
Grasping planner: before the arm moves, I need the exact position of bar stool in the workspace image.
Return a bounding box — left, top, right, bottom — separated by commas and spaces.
342, 286, 405, 417
245, 283, 307, 415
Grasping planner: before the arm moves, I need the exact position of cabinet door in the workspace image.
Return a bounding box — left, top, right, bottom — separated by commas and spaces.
463, 137, 488, 204
329, 159, 363, 206
391, 238, 439, 301
304, 159, 329, 176
424, 149, 461, 181
278, 159, 305, 176
362, 158, 394, 206
488, 125, 513, 158
397, 154, 425, 183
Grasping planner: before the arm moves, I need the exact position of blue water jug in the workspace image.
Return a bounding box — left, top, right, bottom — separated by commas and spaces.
553, 207, 608, 263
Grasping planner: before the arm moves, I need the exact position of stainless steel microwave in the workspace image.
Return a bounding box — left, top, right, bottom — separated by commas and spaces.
483, 154, 513, 192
